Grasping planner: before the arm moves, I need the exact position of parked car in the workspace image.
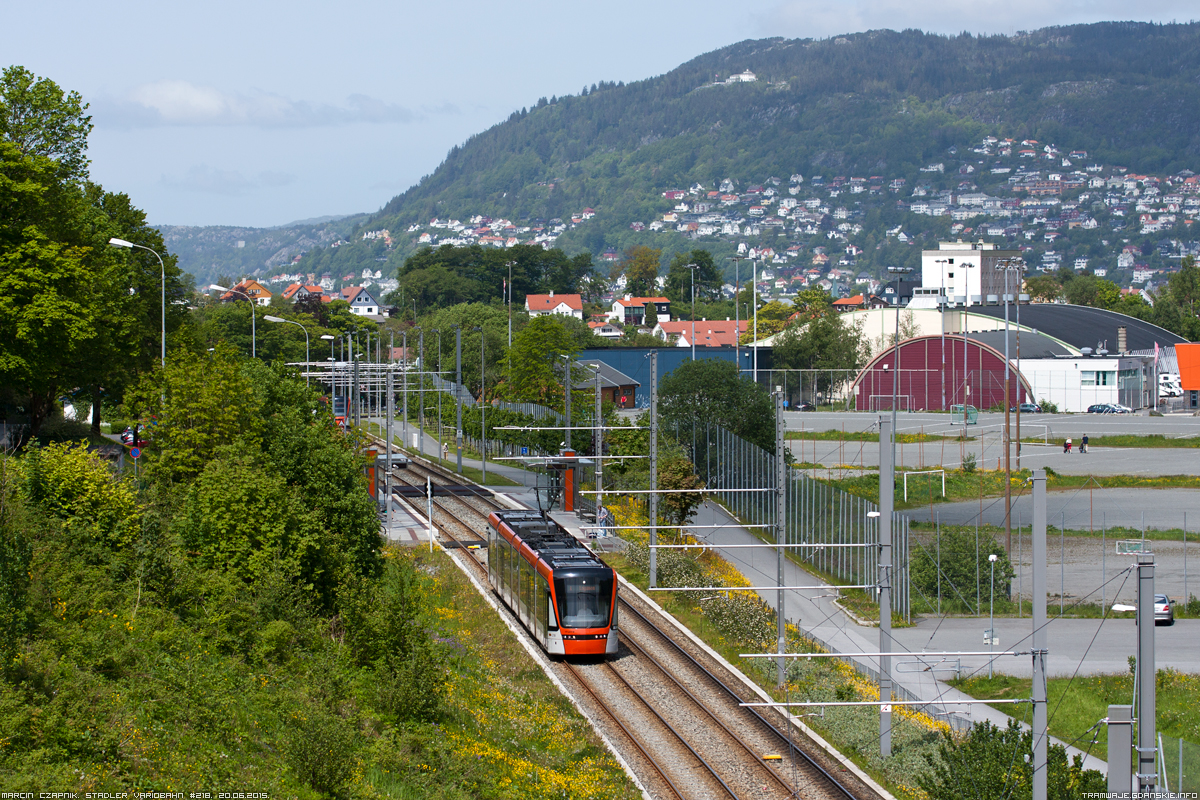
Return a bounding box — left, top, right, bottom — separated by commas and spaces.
796, 402, 816, 412
1109, 403, 1133, 414
1011, 403, 1041, 413
1155, 594, 1175, 626
1086, 404, 1112, 414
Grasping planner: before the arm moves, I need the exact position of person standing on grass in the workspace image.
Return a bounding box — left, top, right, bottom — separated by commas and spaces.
1081, 433, 1089, 454
442, 441, 449, 461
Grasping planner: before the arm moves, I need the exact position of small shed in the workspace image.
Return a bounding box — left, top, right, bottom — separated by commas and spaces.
573, 360, 640, 408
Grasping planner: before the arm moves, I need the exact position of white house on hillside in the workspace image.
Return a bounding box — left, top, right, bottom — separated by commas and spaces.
525, 292, 583, 319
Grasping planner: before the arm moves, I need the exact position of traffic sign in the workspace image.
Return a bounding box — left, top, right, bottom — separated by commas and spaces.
520, 446, 529, 456
130, 447, 141, 459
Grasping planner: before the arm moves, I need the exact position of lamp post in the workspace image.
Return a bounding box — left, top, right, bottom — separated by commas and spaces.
321, 334, 335, 395
988, 553, 999, 678
686, 263, 699, 361
209, 283, 257, 358
109, 238, 166, 368
474, 326, 486, 482
263, 315, 310, 386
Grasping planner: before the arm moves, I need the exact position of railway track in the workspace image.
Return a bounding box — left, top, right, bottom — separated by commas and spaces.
364, 433, 877, 800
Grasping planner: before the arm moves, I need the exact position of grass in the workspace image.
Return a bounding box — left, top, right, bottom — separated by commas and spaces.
826, 466, 1200, 513
949, 669, 1200, 754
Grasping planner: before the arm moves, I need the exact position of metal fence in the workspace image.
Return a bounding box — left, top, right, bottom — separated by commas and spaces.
1161, 733, 1200, 793
689, 420, 911, 620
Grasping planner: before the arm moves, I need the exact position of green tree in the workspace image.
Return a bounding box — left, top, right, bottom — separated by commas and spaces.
664, 249, 722, 306
1024, 275, 1063, 304
659, 359, 775, 452
773, 313, 867, 400
616, 245, 661, 297
1063, 275, 1120, 309
658, 457, 706, 526
910, 529, 1012, 612
123, 345, 264, 483
504, 315, 581, 403
919, 720, 1105, 800
0, 66, 92, 180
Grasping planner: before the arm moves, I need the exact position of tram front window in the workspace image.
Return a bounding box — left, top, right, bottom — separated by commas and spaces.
554, 570, 613, 629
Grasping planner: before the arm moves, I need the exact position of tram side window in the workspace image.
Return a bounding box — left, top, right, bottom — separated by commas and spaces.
554, 570, 614, 629
535, 576, 549, 636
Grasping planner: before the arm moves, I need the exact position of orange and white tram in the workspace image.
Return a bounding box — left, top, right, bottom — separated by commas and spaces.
486, 509, 618, 656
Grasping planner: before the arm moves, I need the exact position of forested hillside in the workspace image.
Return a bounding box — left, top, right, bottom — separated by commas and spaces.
294, 22, 1200, 285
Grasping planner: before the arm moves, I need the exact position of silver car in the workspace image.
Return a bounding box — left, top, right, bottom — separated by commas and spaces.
1154, 594, 1175, 626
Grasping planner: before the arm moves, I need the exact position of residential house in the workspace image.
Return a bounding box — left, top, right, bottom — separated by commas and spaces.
608, 296, 671, 326
222, 279, 272, 307
525, 292, 584, 320
653, 319, 747, 348
341, 286, 382, 316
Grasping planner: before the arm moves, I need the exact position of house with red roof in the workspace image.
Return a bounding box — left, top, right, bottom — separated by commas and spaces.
608, 296, 672, 326
653, 319, 747, 348
221, 279, 272, 306
525, 292, 584, 320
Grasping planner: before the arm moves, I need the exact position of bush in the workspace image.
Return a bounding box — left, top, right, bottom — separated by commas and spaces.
911, 529, 1013, 613
282, 704, 359, 798
961, 451, 977, 474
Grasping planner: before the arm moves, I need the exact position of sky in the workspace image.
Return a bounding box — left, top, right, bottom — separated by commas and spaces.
7, 1, 1196, 228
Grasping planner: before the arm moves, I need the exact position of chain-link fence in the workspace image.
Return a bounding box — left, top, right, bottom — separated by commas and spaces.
688, 420, 911, 620
1161, 733, 1200, 794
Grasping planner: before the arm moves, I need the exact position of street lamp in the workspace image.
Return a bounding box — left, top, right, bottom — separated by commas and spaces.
109, 238, 166, 369
264, 315, 310, 386
321, 334, 335, 396
209, 283, 257, 358
988, 553, 999, 678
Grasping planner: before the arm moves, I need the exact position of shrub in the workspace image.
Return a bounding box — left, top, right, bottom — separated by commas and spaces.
961, 451, 977, 474
282, 704, 360, 798
911, 529, 1013, 613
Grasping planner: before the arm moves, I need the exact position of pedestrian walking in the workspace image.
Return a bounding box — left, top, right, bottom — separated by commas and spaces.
1064, 437, 1072, 454
442, 441, 449, 461
1081, 433, 1089, 454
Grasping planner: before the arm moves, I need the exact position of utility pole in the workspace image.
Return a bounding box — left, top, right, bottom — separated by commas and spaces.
563, 355, 572, 452
594, 367, 603, 538
733, 257, 743, 370
775, 389, 787, 688
1137, 552, 1158, 793
879, 417, 894, 758
386, 369, 394, 528
418, 330, 425, 457
649, 351, 658, 589
455, 326, 463, 474
402, 330, 408, 444
1032, 469, 1048, 800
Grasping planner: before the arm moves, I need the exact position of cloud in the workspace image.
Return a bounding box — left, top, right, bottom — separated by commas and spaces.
754, 0, 1200, 39
98, 80, 421, 128
160, 165, 296, 196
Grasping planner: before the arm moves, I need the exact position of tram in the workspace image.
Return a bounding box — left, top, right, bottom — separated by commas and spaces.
486, 510, 618, 656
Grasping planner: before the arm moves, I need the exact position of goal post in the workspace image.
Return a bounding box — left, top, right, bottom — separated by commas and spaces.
868, 394, 911, 412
